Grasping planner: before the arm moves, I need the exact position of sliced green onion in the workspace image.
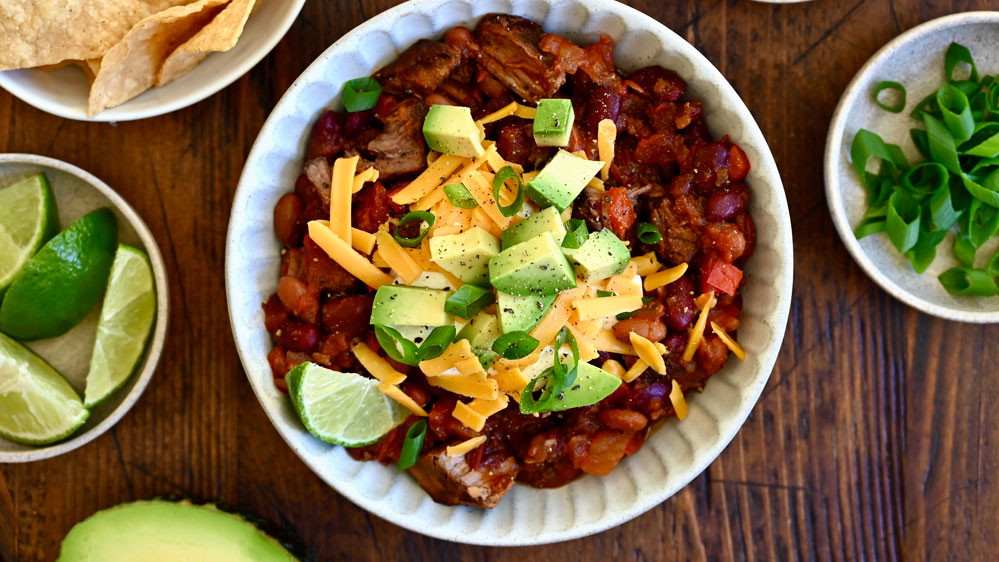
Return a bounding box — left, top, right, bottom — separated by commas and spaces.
968, 199, 999, 247
872, 81, 906, 113
938, 267, 999, 296
901, 162, 948, 200
342, 77, 382, 112
911, 129, 931, 158
374, 325, 419, 366
552, 327, 580, 386
954, 225, 978, 268
928, 184, 962, 232
492, 166, 525, 217
855, 219, 887, 239
936, 83, 975, 143
905, 227, 947, 273
615, 310, 634, 321
561, 218, 588, 249
519, 368, 564, 414
987, 81, 999, 114
961, 172, 999, 208
397, 419, 428, 471
986, 248, 999, 276
443, 183, 478, 209
491, 331, 540, 360
417, 326, 457, 361
392, 211, 435, 247
945, 42, 979, 84
636, 222, 663, 244
444, 285, 495, 319
886, 191, 921, 254
924, 114, 962, 174
596, 290, 616, 297
850, 129, 908, 205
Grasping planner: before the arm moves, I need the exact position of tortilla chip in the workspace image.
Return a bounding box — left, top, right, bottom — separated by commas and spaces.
0, 1, 194, 70
87, 0, 229, 116
156, 0, 256, 87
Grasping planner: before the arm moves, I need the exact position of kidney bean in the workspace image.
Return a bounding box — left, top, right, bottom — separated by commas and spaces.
262, 294, 289, 334
306, 110, 345, 159
276, 321, 319, 352
344, 109, 373, 134
584, 87, 621, 135
689, 141, 730, 195
662, 333, 687, 355
628, 67, 685, 101
273, 192, 304, 247
662, 276, 696, 332
598, 409, 649, 432
625, 380, 669, 414
706, 182, 749, 222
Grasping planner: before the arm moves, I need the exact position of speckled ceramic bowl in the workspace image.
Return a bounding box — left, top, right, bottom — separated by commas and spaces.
0, 0, 304, 122
826, 12, 999, 323
0, 154, 169, 462
226, 0, 793, 544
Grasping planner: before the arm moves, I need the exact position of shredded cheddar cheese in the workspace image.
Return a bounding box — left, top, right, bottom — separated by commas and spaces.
629, 332, 666, 375
683, 291, 718, 362
669, 379, 688, 420
329, 156, 358, 245
463, 171, 513, 229
492, 366, 529, 395
445, 435, 487, 457
470, 395, 510, 417
307, 221, 394, 289
391, 154, 464, 204
601, 359, 626, 379
351, 167, 379, 194
711, 321, 746, 360
514, 104, 536, 119
453, 401, 488, 431
351, 343, 406, 385
573, 295, 643, 322
587, 176, 606, 192
644, 263, 689, 291
350, 228, 376, 255
429, 375, 499, 400
631, 252, 662, 276
419, 339, 477, 377
594, 329, 637, 356
378, 383, 428, 416
605, 264, 641, 297
374, 229, 423, 285
597, 119, 616, 181
623, 358, 649, 383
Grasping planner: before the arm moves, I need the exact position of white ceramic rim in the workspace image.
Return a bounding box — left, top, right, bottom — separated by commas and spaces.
226, 0, 793, 544
0, 1, 305, 122
825, 11, 999, 323
0, 154, 170, 462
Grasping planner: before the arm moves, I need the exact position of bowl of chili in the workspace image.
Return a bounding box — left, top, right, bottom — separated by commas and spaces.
226, 0, 792, 544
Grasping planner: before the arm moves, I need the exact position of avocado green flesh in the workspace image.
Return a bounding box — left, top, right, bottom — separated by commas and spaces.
543, 361, 621, 411
501, 206, 566, 249
497, 292, 556, 334
488, 232, 576, 296
457, 311, 502, 352
526, 150, 606, 211
533, 99, 575, 147
562, 228, 631, 282
57, 500, 297, 562
370, 285, 453, 326
428, 226, 499, 284
422, 104, 484, 158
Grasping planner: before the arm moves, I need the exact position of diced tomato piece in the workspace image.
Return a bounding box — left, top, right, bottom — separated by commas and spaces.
705, 260, 743, 296
728, 143, 750, 181
602, 187, 636, 240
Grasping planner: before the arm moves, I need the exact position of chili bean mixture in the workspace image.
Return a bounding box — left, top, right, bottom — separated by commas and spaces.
264, 14, 755, 508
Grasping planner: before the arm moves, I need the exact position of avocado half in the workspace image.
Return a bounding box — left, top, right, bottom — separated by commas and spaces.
57, 499, 300, 561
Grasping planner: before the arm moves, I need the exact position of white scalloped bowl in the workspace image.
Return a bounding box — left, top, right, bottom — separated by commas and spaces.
226, 0, 792, 545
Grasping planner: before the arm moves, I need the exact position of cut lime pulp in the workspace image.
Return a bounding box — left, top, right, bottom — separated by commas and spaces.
287, 362, 410, 447
84, 245, 156, 408
0, 332, 88, 444
0, 173, 58, 293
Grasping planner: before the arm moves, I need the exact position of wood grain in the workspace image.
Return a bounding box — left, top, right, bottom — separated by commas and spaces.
3, 1, 999, 560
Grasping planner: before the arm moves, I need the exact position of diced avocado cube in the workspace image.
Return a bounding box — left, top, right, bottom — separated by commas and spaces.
370, 285, 453, 326
497, 291, 556, 334
429, 226, 500, 285
488, 232, 577, 296
457, 311, 502, 353
526, 150, 606, 211
533, 99, 575, 147
545, 361, 622, 411
422, 105, 484, 158
562, 228, 630, 282
501, 206, 567, 249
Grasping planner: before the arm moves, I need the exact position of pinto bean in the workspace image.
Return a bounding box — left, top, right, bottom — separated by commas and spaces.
276, 321, 319, 352
613, 316, 666, 343
273, 193, 304, 247
598, 409, 649, 432
277, 276, 318, 320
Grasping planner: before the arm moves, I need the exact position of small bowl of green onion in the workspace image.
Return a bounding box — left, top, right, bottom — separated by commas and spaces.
826, 11, 999, 323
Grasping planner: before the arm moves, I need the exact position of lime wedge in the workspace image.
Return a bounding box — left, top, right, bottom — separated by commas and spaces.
0, 173, 58, 293
84, 245, 156, 408
287, 362, 409, 447
0, 332, 88, 444
0, 207, 117, 341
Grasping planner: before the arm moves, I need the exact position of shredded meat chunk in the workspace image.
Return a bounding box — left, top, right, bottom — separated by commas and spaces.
373, 39, 462, 97
473, 14, 565, 103
408, 447, 519, 508
367, 99, 429, 179
303, 157, 331, 208
649, 197, 700, 265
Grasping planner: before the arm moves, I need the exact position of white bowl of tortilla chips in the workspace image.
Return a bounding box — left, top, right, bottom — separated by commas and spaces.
0, 0, 304, 121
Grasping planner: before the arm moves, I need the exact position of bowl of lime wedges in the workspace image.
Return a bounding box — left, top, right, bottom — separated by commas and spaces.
0, 154, 168, 462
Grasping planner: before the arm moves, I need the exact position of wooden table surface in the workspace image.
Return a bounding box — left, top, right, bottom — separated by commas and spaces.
2, 0, 998, 560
